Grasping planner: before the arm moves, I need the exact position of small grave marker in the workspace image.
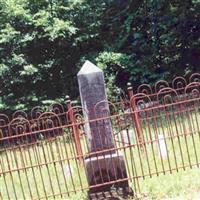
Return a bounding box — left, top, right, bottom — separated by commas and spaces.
158, 134, 167, 158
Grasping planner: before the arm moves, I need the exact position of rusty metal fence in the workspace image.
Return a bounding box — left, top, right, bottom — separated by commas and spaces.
0, 74, 200, 199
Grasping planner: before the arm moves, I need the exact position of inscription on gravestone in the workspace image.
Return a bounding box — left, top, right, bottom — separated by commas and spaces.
78, 61, 114, 152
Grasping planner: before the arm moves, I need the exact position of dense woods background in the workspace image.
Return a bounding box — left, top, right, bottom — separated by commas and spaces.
0, 0, 200, 111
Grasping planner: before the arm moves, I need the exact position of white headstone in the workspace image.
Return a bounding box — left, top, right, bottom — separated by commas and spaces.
157, 134, 167, 158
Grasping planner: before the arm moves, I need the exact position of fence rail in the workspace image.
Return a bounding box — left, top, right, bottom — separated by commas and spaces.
0, 74, 200, 199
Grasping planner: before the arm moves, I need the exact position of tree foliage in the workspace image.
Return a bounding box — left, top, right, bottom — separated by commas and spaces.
0, 0, 200, 111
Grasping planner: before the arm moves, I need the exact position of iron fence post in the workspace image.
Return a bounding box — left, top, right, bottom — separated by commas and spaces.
127, 83, 144, 147
66, 95, 83, 162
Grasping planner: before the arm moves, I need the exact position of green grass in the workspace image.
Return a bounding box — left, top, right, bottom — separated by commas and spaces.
138, 168, 200, 199
1, 107, 200, 199
0, 137, 88, 200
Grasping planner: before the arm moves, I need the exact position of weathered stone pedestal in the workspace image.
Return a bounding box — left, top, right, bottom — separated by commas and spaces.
77, 61, 133, 199
85, 153, 131, 199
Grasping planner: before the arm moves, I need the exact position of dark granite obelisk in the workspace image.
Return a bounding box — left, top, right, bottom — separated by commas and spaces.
77, 60, 114, 152
77, 61, 132, 198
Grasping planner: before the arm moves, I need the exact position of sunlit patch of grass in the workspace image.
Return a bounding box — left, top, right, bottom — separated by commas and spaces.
0, 136, 88, 200
136, 168, 200, 199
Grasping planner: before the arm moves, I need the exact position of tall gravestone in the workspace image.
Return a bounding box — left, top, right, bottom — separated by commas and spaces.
77, 61, 132, 198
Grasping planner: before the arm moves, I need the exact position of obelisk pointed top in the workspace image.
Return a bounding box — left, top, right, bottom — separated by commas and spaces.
78, 60, 102, 76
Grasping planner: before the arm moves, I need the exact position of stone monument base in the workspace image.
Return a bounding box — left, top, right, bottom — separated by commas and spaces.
85, 152, 133, 199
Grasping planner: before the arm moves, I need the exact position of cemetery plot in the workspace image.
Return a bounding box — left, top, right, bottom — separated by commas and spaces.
0, 97, 200, 199
0, 64, 200, 199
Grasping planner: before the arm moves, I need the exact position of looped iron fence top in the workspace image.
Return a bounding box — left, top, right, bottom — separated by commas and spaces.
0, 73, 200, 199
1, 73, 200, 123
137, 73, 200, 95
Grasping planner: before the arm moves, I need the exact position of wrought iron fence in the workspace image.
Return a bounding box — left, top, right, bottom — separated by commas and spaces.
0, 74, 200, 199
